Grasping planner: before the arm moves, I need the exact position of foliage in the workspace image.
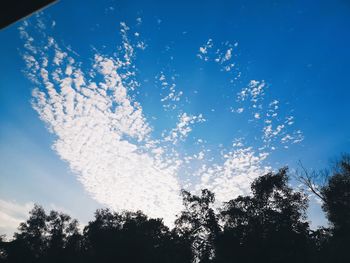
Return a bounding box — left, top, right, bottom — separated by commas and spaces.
0, 155, 349, 262
215, 168, 310, 263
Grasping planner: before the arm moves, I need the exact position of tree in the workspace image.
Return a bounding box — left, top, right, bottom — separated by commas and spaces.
296, 154, 350, 262
1, 154, 349, 263
83, 209, 183, 263
9, 204, 48, 263
321, 155, 350, 231
216, 168, 311, 263
0, 205, 82, 263
82, 208, 123, 262
175, 189, 220, 263
320, 155, 350, 262
0, 235, 7, 263
45, 210, 82, 263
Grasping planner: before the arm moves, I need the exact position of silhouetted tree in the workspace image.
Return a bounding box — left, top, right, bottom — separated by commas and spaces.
1, 205, 82, 263
175, 189, 220, 263
321, 155, 350, 231
8, 204, 48, 263
297, 154, 350, 262
1, 155, 350, 263
308, 227, 332, 263
320, 155, 350, 262
83, 208, 186, 263
0, 235, 7, 263
44, 210, 82, 263
216, 168, 311, 263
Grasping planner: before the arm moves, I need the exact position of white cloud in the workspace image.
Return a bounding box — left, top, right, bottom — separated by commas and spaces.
236, 80, 266, 105
136, 17, 142, 25
17, 17, 304, 227
198, 40, 237, 72
236, 107, 244, 113
224, 48, 232, 61
157, 72, 183, 111
197, 39, 213, 61
0, 200, 33, 238
164, 113, 205, 144
194, 38, 303, 156
20, 22, 184, 226
195, 147, 270, 204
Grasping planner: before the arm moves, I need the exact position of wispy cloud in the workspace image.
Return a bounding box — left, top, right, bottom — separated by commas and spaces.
0, 200, 33, 238
18, 16, 303, 225
198, 39, 239, 73
20, 19, 183, 225
157, 71, 183, 111
164, 113, 205, 144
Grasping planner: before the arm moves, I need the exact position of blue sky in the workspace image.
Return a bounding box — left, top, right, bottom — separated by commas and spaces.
1, 0, 349, 236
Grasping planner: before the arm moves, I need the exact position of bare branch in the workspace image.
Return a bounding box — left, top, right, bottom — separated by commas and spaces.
294, 161, 327, 203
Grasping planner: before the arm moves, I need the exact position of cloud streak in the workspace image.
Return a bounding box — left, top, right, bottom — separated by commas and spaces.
20, 19, 184, 225
18, 17, 303, 225
0, 200, 33, 238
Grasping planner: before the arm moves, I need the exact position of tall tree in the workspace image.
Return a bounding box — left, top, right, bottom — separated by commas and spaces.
296, 154, 350, 262
321, 155, 350, 231
320, 155, 350, 262
216, 168, 311, 263
1, 205, 82, 263
9, 204, 48, 263
45, 210, 81, 263
175, 189, 220, 263
83, 209, 185, 263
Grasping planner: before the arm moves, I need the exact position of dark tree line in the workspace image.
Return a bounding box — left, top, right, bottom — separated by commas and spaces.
1, 155, 349, 263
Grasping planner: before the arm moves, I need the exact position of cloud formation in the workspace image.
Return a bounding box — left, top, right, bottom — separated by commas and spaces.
18, 17, 303, 225
20, 19, 184, 225
0, 200, 33, 238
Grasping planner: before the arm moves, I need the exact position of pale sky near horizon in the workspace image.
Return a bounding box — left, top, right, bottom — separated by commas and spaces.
1, 0, 350, 237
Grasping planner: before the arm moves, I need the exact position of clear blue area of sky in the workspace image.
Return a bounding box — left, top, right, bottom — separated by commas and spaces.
0, 0, 349, 228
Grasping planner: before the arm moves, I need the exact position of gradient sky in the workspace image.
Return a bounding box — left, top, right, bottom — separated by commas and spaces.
1, 0, 350, 236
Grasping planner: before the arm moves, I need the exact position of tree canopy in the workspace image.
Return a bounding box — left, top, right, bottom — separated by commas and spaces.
1, 155, 349, 263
